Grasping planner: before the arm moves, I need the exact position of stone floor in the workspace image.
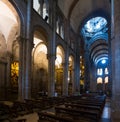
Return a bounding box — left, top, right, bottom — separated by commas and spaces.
100, 99, 111, 122
14, 98, 112, 122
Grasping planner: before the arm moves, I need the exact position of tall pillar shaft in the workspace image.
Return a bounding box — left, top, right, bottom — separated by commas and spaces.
18, 37, 25, 101
74, 37, 80, 95
47, 0, 57, 97
47, 54, 55, 97
111, 0, 120, 121
84, 50, 90, 91
63, 61, 68, 96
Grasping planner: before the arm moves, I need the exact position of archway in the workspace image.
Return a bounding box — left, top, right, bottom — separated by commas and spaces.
68, 55, 74, 95
55, 46, 65, 96
0, 0, 20, 100
32, 31, 48, 98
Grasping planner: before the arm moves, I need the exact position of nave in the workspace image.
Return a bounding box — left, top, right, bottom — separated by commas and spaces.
0, 93, 111, 122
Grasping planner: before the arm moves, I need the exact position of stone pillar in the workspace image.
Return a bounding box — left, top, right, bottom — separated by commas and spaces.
47, 54, 56, 97
5, 52, 14, 100
71, 68, 74, 94
6, 53, 12, 89
74, 37, 80, 95
62, 17, 69, 96
18, 37, 25, 101
84, 50, 90, 91
89, 64, 97, 92
18, 36, 34, 101
48, 0, 52, 25
47, 0, 57, 97
63, 60, 69, 96
24, 0, 33, 99
111, 0, 120, 121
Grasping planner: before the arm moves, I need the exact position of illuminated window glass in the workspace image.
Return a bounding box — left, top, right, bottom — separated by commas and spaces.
33, 0, 41, 15
105, 76, 108, 84
82, 17, 108, 38
56, 18, 59, 34
97, 77, 103, 84
105, 68, 108, 74
43, 2, 48, 22
60, 25, 64, 39
97, 68, 103, 75
33, 0, 49, 22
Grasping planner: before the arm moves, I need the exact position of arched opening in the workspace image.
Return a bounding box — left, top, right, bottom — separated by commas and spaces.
68, 55, 74, 95
0, 0, 20, 100
80, 55, 85, 93
32, 31, 48, 98
55, 46, 65, 96
33, 0, 49, 23
97, 77, 103, 92
81, 16, 109, 93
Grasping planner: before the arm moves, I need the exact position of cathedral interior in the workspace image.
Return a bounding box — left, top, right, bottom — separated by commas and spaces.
0, 0, 120, 122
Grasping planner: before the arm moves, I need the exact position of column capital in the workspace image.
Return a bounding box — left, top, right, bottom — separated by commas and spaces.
47, 53, 56, 59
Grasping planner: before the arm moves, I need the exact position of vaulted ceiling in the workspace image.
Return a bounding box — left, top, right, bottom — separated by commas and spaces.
58, 0, 111, 65
58, 0, 110, 32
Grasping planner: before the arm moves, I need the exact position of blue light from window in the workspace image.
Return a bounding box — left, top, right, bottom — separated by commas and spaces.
81, 17, 108, 38
101, 59, 106, 64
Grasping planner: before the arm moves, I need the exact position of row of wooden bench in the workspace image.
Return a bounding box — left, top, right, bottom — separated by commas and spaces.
38, 94, 106, 122
0, 101, 30, 122
0, 94, 106, 122
0, 96, 82, 122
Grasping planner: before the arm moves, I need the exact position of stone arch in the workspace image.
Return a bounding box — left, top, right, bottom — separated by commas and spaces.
68, 55, 75, 95
0, 31, 7, 59
0, 0, 21, 100
31, 29, 48, 97
55, 45, 65, 96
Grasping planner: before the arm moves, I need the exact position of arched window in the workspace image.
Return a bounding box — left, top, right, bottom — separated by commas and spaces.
105, 67, 108, 74
33, 0, 41, 15
60, 24, 64, 39
33, 0, 49, 23
43, 0, 49, 22
97, 77, 103, 84
97, 68, 103, 75
56, 17, 60, 34
105, 76, 108, 84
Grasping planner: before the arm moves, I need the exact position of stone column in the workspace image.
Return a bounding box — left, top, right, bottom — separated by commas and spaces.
47, 54, 56, 97
6, 53, 12, 89
47, 0, 57, 97
18, 37, 25, 101
48, 0, 52, 25
24, 0, 33, 99
74, 37, 80, 95
84, 49, 90, 92
62, 17, 69, 96
111, 0, 120, 121
89, 64, 97, 92
71, 66, 75, 95
63, 60, 69, 96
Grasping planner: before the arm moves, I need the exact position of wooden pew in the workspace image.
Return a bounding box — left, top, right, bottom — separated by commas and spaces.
65, 103, 102, 114
38, 111, 73, 122
10, 101, 32, 117
71, 100, 104, 109
38, 111, 91, 122
55, 106, 99, 121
